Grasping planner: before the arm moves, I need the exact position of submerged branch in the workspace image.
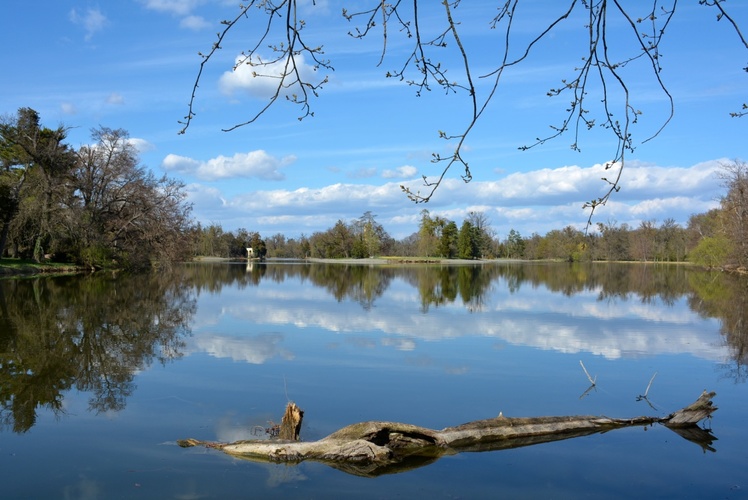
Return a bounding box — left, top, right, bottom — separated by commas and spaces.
178, 391, 717, 477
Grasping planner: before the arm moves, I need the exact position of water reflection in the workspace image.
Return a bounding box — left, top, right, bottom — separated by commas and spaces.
687, 271, 748, 382
183, 261, 747, 375
2, 261, 747, 435
0, 270, 194, 433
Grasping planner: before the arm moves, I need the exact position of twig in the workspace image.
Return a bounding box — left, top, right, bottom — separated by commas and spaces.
636, 372, 658, 410
579, 360, 597, 386
579, 383, 597, 400
643, 372, 657, 398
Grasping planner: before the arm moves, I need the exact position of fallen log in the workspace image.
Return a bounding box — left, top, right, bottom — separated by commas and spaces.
178, 390, 717, 477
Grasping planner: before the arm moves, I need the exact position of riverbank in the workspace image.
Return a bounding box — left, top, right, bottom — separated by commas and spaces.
0, 258, 90, 277
305, 257, 515, 265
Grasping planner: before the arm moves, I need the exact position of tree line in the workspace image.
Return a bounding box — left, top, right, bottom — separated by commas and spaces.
1, 108, 193, 269
3, 108, 745, 270
194, 160, 748, 270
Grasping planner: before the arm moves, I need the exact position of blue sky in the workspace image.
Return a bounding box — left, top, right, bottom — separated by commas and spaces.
3, 1, 746, 240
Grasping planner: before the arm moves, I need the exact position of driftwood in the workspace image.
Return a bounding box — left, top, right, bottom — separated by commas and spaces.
278, 402, 304, 440
178, 391, 717, 477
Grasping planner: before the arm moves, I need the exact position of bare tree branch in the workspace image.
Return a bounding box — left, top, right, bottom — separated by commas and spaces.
182, 0, 747, 223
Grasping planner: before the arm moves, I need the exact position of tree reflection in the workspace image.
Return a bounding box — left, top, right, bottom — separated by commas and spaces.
182, 261, 748, 382
687, 271, 748, 383
0, 270, 194, 433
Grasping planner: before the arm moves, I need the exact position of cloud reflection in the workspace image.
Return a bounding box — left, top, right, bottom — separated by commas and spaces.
188, 266, 730, 364
193, 333, 294, 364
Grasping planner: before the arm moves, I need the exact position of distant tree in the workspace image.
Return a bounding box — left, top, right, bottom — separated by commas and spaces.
248, 231, 267, 260
352, 211, 387, 258
310, 220, 353, 258
505, 229, 525, 259
718, 160, 748, 266
543, 226, 587, 262
522, 232, 543, 260
439, 220, 458, 258
466, 211, 495, 258
655, 218, 687, 262
196, 223, 227, 257
457, 220, 479, 259
629, 220, 657, 262
417, 210, 447, 257
393, 232, 419, 257
594, 220, 631, 261
266, 232, 286, 257
181, 1, 747, 223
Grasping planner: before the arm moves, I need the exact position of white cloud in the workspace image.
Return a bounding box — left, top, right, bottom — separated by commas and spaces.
127, 138, 155, 153
219, 53, 325, 99
162, 151, 295, 181
138, 0, 202, 16
175, 159, 726, 239
69, 8, 108, 41
138, 0, 213, 31
382, 165, 418, 179
180, 14, 211, 30
163, 154, 201, 174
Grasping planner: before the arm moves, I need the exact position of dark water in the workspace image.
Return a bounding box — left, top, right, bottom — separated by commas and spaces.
1, 262, 747, 498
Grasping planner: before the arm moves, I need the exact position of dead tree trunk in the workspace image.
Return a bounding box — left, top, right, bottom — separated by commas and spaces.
178, 391, 717, 477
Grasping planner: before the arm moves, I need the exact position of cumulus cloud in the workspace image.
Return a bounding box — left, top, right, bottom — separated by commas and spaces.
382, 165, 417, 179
139, 0, 212, 31
229, 182, 406, 215
162, 151, 295, 181
127, 138, 155, 153
69, 8, 108, 41
175, 159, 725, 239
219, 53, 324, 99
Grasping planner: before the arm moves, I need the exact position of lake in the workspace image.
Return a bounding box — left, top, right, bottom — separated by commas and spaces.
1, 261, 747, 498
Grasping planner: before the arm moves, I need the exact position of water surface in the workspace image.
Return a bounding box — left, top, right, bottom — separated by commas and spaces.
1, 262, 746, 498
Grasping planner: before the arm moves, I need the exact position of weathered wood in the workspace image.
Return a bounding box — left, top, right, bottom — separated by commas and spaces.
663, 390, 717, 427
278, 402, 304, 440
177, 391, 717, 477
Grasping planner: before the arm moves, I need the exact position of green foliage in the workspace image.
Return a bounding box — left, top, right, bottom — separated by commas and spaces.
1, 112, 193, 269
457, 220, 479, 259
505, 229, 525, 258
439, 221, 458, 258
79, 245, 114, 269
688, 235, 732, 268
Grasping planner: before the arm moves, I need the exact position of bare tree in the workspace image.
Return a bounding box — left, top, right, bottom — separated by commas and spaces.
180, 1, 746, 224
73, 127, 193, 268
718, 159, 748, 266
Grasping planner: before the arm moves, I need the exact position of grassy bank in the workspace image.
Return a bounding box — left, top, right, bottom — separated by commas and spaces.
0, 258, 88, 277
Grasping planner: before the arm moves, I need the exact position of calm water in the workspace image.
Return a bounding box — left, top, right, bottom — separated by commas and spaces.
1, 262, 747, 499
